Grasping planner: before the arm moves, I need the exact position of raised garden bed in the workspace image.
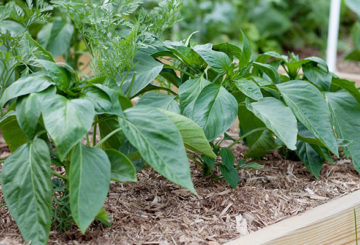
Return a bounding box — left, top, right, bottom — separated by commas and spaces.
1, 133, 360, 244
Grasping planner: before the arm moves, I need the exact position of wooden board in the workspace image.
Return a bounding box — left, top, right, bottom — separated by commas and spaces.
226, 190, 360, 245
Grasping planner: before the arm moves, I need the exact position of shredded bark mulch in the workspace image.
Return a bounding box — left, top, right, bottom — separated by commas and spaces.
1, 130, 360, 245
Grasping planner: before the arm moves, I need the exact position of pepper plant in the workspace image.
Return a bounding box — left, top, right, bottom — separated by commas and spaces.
0, 1, 214, 244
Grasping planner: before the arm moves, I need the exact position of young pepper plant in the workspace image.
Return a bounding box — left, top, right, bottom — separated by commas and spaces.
136, 33, 360, 186
0, 2, 215, 244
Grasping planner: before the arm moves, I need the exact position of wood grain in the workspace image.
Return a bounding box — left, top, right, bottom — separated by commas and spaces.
226, 190, 360, 245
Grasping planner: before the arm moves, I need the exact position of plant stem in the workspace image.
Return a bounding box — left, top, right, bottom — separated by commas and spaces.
52, 170, 68, 181
187, 154, 204, 168
93, 119, 98, 146
95, 127, 122, 148
227, 127, 267, 149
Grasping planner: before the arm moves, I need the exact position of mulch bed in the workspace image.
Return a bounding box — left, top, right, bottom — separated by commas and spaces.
1, 130, 360, 245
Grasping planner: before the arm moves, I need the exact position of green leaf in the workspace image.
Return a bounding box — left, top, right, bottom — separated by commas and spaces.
213, 42, 242, 60
120, 51, 164, 97
326, 91, 360, 171
193, 44, 232, 74
83, 85, 123, 115
179, 77, 210, 118
303, 64, 332, 91
0, 73, 54, 107
245, 130, 278, 158
0, 20, 25, 36
99, 116, 125, 150
296, 141, 324, 178
331, 78, 360, 104
277, 80, 338, 155
0, 112, 27, 152
36, 60, 71, 91
345, 49, 360, 61
105, 149, 137, 182
37, 19, 74, 58
192, 84, 238, 141
159, 109, 216, 158
70, 144, 111, 233
253, 62, 280, 83
346, 0, 360, 17
42, 95, 95, 160
1, 139, 52, 244
234, 79, 263, 101
246, 97, 297, 150
220, 148, 239, 188
237, 162, 264, 170
163, 41, 205, 67
137, 92, 180, 113
118, 106, 196, 194
16, 93, 41, 139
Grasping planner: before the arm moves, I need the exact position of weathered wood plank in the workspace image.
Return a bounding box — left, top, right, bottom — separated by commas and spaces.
226, 190, 360, 245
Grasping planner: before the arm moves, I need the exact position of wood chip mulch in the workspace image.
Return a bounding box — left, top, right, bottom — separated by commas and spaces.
1, 131, 360, 245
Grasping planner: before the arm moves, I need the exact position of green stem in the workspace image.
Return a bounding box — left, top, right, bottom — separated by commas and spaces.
93, 121, 97, 146
86, 133, 90, 146
52, 170, 68, 181
227, 127, 267, 149
187, 154, 204, 168
95, 127, 122, 148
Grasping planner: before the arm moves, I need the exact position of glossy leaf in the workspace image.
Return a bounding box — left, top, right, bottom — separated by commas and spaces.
193, 44, 232, 74
331, 78, 360, 104
159, 109, 216, 158
277, 80, 338, 155
179, 77, 210, 118
0, 73, 54, 107
326, 91, 360, 171
36, 60, 71, 91
137, 92, 180, 113
0, 112, 27, 152
120, 52, 163, 97
16, 93, 41, 139
42, 95, 95, 160
220, 148, 239, 188
70, 144, 111, 233
192, 84, 238, 141
118, 106, 196, 194
296, 141, 324, 178
234, 79, 263, 101
1, 139, 52, 244
37, 19, 74, 58
303, 64, 331, 91
246, 97, 297, 150
105, 149, 137, 182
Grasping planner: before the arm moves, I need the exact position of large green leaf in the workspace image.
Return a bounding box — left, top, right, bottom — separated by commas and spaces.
99, 116, 125, 150
83, 85, 123, 116
246, 97, 297, 150
159, 109, 216, 158
303, 64, 332, 91
37, 19, 74, 58
246, 130, 278, 158
331, 78, 360, 104
179, 77, 210, 118
0, 73, 54, 107
118, 106, 196, 194
219, 148, 239, 188
163, 41, 204, 67
0, 112, 27, 152
296, 141, 324, 178
234, 79, 263, 101
120, 52, 163, 98
36, 60, 71, 91
69, 144, 111, 233
105, 149, 137, 182
137, 92, 180, 113
16, 93, 41, 139
1, 139, 52, 244
326, 91, 360, 171
192, 84, 238, 141
277, 80, 338, 155
193, 44, 232, 74
42, 95, 95, 160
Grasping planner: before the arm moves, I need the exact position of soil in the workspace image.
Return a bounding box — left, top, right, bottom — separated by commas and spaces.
1, 130, 360, 245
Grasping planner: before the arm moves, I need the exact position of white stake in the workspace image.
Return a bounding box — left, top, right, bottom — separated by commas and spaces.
326, 0, 341, 72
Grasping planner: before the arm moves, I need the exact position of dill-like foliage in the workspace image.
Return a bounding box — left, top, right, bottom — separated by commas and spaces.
52, 0, 180, 79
